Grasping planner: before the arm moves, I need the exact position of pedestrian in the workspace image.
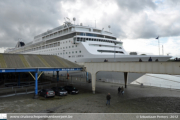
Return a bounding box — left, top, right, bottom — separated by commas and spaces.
121, 86, 124, 95
118, 87, 121, 94
148, 57, 152, 62
139, 58, 142, 62
106, 93, 111, 105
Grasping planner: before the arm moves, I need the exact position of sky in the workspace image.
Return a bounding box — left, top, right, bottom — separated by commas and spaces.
0, 0, 180, 58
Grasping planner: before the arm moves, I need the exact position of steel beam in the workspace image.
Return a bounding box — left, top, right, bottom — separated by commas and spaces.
0, 68, 82, 73
18, 73, 20, 86
57, 71, 59, 82
34, 72, 38, 99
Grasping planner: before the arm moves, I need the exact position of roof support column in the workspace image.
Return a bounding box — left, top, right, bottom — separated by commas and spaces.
86, 72, 88, 82
18, 73, 20, 86
124, 72, 128, 88
57, 71, 59, 82
91, 72, 96, 94
34, 72, 38, 99
53, 71, 55, 77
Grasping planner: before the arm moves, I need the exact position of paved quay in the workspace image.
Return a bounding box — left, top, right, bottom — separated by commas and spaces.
0, 80, 180, 113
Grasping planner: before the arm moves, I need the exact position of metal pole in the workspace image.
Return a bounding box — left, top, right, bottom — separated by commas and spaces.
162, 45, 163, 55
114, 45, 115, 61
34, 72, 38, 99
18, 73, 20, 86
114, 43, 116, 61
57, 71, 59, 82
87, 72, 88, 82
158, 39, 160, 55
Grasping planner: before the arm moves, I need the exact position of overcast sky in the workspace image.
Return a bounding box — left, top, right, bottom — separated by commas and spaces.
0, 0, 180, 57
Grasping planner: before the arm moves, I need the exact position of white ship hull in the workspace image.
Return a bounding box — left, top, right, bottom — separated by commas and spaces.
4, 21, 171, 63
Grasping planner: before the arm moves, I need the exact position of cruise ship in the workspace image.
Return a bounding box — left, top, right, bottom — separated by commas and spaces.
4, 19, 171, 62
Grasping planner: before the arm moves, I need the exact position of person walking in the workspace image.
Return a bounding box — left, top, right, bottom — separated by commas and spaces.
118, 87, 121, 94
148, 57, 152, 62
139, 58, 142, 62
106, 93, 111, 105
121, 86, 124, 95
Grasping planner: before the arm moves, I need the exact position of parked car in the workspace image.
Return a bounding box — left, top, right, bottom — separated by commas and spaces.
51, 87, 67, 96
38, 89, 55, 98
64, 86, 79, 94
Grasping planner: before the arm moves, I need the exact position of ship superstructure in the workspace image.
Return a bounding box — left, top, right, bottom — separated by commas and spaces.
4, 20, 171, 62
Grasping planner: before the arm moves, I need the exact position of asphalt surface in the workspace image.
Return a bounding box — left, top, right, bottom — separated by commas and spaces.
0, 80, 180, 113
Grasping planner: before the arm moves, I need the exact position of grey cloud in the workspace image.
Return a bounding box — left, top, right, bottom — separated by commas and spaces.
1, 0, 180, 49
0, 0, 62, 47
116, 0, 156, 13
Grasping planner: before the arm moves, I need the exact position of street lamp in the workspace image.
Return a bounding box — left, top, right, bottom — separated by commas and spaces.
114, 42, 116, 61
156, 36, 160, 55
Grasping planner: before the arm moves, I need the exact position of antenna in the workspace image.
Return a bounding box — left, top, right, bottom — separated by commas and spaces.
73, 17, 76, 25
108, 25, 111, 32
95, 20, 96, 28
66, 17, 70, 21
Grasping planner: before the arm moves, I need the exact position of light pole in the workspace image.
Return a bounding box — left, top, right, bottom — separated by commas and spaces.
114, 43, 116, 61
156, 36, 160, 55
162, 45, 164, 55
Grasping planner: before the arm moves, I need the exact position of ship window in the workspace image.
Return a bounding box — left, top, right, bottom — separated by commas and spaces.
79, 51, 81, 53
66, 52, 67, 54
76, 45, 77, 47
66, 47, 67, 49
69, 46, 71, 48
69, 52, 71, 54
97, 50, 124, 54
72, 46, 74, 48
72, 51, 74, 54
76, 51, 77, 53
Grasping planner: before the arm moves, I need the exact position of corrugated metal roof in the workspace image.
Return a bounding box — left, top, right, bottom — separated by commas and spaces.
0, 53, 81, 69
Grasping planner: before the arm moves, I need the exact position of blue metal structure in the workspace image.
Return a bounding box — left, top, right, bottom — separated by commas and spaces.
0, 68, 82, 98
0, 68, 82, 73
